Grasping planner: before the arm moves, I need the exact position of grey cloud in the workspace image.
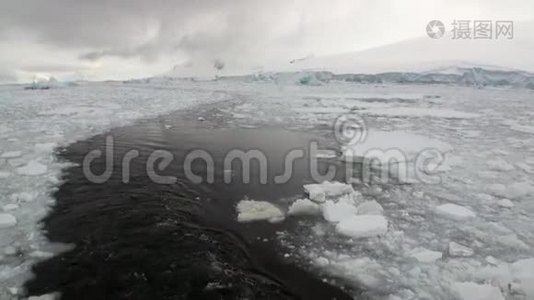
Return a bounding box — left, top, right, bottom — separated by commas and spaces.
0, 0, 304, 68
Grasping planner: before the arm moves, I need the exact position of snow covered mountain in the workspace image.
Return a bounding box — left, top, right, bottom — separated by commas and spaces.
284, 21, 534, 74
165, 21, 534, 88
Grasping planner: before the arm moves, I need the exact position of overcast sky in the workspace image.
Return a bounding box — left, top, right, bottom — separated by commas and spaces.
1, 0, 533, 82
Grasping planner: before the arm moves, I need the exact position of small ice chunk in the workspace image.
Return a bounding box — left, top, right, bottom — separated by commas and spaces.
497, 199, 514, 208
452, 282, 504, 300
322, 200, 357, 222
8, 158, 26, 167
487, 158, 514, 171
448, 242, 474, 257
197, 116, 205, 121
487, 184, 506, 197
335, 215, 388, 238
287, 199, 321, 216
412, 191, 425, 198
0, 213, 17, 228
485, 256, 499, 266
10, 191, 38, 202
356, 200, 384, 215
435, 204, 475, 220
28, 294, 58, 300
342, 130, 452, 163
510, 258, 534, 298
516, 162, 534, 174
1, 151, 22, 158
362, 107, 479, 119
511, 258, 534, 279
16, 161, 48, 176
489, 182, 534, 199
236, 200, 285, 223
314, 256, 330, 267
2, 204, 19, 211
476, 193, 493, 201
332, 257, 386, 289
499, 234, 529, 250
34, 142, 57, 153
8, 287, 18, 295
315, 149, 338, 159
4, 246, 17, 256
29, 250, 55, 259
409, 247, 442, 263
504, 182, 534, 199
303, 181, 354, 203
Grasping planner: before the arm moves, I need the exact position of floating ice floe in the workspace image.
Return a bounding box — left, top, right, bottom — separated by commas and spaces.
287, 198, 321, 216
435, 203, 476, 221
448, 242, 474, 257
408, 247, 442, 263
342, 130, 452, 164
10, 191, 38, 202
28, 250, 55, 259
303, 181, 355, 203
236, 200, 285, 223
4, 246, 17, 256
510, 258, 534, 297
16, 161, 48, 176
504, 182, 534, 199
0, 213, 17, 228
322, 200, 357, 223
488, 182, 534, 199
313, 256, 330, 267
503, 120, 534, 134
335, 215, 388, 238
423, 153, 463, 173
487, 158, 514, 172
28, 293, 58, 300
516, 162, 534, 174
497, 199, 514, 208
355, 200, 384, 215
452, 282, 504, 300
2, 204, 19, 211
328, 257, 386, 289
34, 143, 57, 154
0, 151, 22, 159
361, 107, 480, 119
314, 149, 338, 159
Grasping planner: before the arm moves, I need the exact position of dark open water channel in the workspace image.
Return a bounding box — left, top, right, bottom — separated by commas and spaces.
25, 104, 359, 299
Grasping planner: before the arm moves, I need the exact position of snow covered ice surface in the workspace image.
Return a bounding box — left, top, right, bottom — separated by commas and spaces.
0, 82, 230, 298
2, 76, 534, 299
